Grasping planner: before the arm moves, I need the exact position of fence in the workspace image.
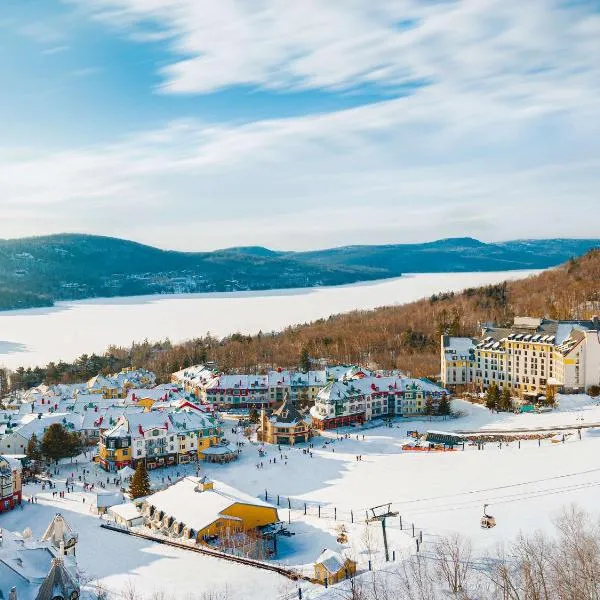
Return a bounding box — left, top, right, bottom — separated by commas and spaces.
100, 522, 312, 581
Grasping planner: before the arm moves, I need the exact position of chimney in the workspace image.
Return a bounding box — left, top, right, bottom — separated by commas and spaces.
196, 476, 214, 492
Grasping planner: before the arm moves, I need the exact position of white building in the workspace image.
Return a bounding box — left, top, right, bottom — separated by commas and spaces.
441, 336, 476, 389
171, 364, 371, 409
441, 316, 600, 396
311, 375, 447, 430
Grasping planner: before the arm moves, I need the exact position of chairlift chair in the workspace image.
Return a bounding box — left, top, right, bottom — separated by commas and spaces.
480, 504, 496, 529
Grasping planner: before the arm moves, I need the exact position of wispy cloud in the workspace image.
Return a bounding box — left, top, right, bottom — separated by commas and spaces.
1, 0, 598, 249
41, 45, 70, 55
1, 85, 599, 249
18, 21, 65, 45
70, 0, 600, 106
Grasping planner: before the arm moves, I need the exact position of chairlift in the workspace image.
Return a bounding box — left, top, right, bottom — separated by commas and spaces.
480, 504, 496, 529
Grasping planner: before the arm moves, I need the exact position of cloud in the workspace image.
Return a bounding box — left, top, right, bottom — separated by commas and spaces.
18, 22, 66, 45
2, 0, 598, 249
42, 45, 70, 55
1, 84, 599, 249
69, 0, 600, 106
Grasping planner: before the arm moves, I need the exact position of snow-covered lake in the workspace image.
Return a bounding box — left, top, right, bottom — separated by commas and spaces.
0, 270, 538, 369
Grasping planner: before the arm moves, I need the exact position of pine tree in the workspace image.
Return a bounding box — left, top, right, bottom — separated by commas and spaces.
438, 394, 451, 416
299, 348, 311, 373
424, 397, 434, 419
485, 384, 500, 411
499, 387, 513, 412
41, 423, 73, 463
129, 461, 151, 499
26, 433, 43, 462
66, 431, 82, 459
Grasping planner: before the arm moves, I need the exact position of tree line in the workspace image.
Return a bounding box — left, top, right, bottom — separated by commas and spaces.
3, 250, 600, 391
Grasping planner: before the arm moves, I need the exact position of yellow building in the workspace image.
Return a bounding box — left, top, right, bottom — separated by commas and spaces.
142, 476, 280, 558
314, 549, 357, 585
258, 395, 312, 446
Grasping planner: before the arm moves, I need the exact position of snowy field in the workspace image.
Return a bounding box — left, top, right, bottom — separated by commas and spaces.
0, 270, 537, 368
3, 394, 600, 599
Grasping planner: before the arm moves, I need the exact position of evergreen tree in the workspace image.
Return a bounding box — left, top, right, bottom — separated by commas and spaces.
66, 431, 82, 459
26, 433, 43, 462
41, 423, 74, 463
299, 348, 311, 373
499, 387, 513, 412
424, 397, 434, 419
129, 461, 151, 499
248, 408, 259, 424
438, 394, 451, 416
485, 384, 500, 411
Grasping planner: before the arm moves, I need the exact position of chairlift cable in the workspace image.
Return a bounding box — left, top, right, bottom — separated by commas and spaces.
373, 466, 600, 511
397, 480, 600, 517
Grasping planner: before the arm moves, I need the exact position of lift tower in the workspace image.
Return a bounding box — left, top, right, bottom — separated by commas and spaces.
366, 503, 399, 562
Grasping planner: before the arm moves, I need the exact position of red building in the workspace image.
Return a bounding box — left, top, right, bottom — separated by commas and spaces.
312, 412, 365, 430
0, 455, 22, 512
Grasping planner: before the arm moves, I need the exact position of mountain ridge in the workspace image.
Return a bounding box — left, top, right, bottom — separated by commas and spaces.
0, 233, 598, 311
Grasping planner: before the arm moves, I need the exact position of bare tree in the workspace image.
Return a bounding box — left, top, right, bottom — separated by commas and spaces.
121, 580, 143, 600
432, 533, 473, 597
361, 522, 380, 563
486, 505, 600, 600
393, 553, 438, 600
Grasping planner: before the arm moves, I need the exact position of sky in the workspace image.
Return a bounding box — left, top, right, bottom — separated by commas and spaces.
1, 0, 599, 251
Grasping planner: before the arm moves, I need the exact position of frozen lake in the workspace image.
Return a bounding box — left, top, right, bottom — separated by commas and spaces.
0, 270, 538, 369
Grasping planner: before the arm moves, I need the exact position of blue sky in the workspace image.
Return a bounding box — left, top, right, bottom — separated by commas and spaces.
1, 0, 599, 250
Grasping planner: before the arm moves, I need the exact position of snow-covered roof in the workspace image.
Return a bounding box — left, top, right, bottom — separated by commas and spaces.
0, 455, 23, 472
87, 374, 118, 390
96, 492, 124, 508
126, 388, 169, 403
289, 370, 328, 386
104, 409, 217, 440
109, 502, 142, 522
118, 465, 135, 478
200, 444, 236, 456
206, 374, 268, 391
144, 477, 275, 533
35, 557, 79, 600
267, 370, 291, 386
555, 323, 575, 345
172, 365, 219, 387
80, 406, 144, 430
443, 336, 476, 353
0, 518, 79, 600
513, 316, 543, 329
13, 413, 84, 441
269, 397, 306, 425
316, 376, 445, 404
315, 549, 347, 574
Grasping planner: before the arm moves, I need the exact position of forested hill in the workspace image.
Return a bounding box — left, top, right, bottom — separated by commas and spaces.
6, 249, 600, 391
0, 233, 598, 311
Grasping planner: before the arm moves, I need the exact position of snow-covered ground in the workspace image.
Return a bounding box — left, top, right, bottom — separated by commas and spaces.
3, 393, 600, 600
0, 270, 537, 368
